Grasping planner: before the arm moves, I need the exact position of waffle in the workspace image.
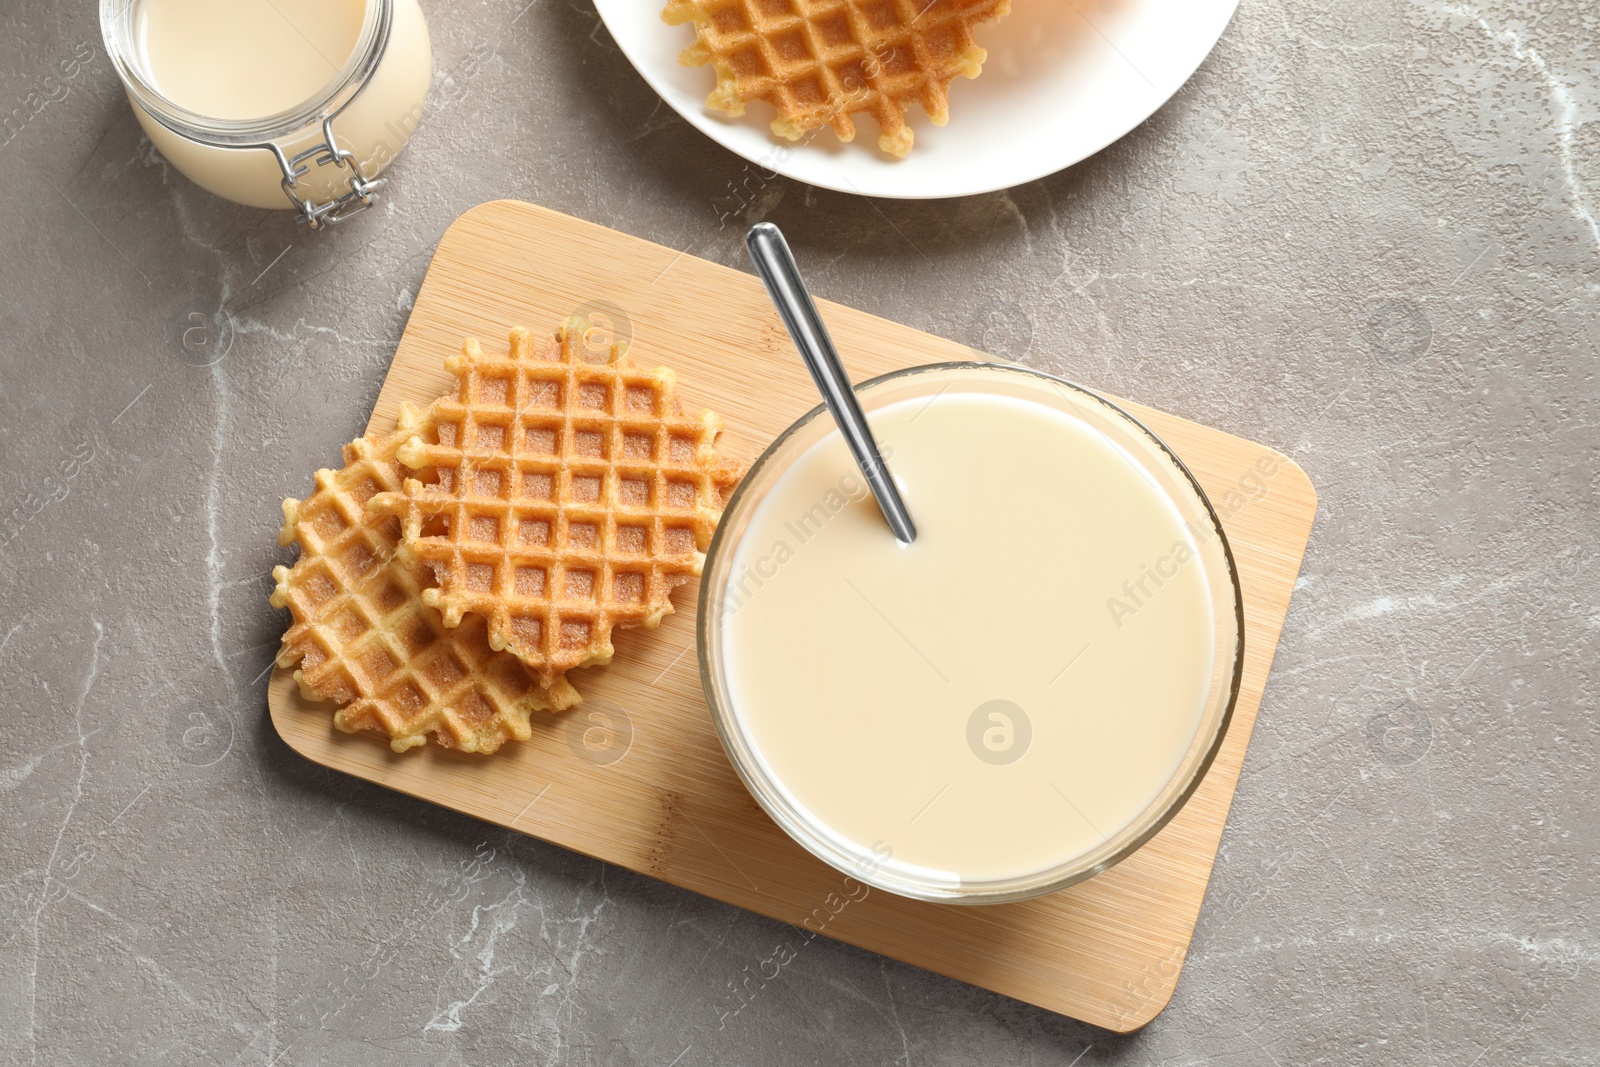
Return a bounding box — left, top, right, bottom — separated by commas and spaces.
662, 0, 1011, 157
368, 319, 742, 686
271, 408, 579, 754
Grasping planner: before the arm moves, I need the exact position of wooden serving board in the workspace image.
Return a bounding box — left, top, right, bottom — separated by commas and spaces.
268, 200, 1317, 1031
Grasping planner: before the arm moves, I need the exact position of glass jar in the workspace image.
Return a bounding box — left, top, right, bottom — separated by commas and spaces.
100, 0, 432, 228
699, 363, 1245, 904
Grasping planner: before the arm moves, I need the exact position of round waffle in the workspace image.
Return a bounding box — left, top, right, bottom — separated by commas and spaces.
368, 319, 742, 686
271, 406, 579, 753
662, 0, 1012, 157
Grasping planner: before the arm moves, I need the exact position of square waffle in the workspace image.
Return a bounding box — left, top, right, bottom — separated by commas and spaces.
271, 408, 579, 753
368, 319, 742, 686
662, 0, 1012, 157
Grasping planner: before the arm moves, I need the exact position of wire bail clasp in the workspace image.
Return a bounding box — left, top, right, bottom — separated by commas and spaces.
272, 117, 386, 229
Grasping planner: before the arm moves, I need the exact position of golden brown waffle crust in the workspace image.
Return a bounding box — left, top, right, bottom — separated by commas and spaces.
270, 408, 578, 755
368, 319, 742, 686
662, 0, 1012, 157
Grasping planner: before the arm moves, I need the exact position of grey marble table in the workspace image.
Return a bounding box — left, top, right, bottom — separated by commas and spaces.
2, 1, 1595, 1064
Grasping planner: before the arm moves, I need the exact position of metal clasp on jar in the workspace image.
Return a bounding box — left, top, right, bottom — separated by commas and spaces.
268, 117, 386, 229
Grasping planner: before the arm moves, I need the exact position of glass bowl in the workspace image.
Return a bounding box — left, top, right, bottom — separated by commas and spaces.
698, 363, 1244, 904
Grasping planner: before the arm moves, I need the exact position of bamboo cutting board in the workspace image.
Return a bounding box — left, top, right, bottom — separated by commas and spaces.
268, 200, 1317, 1031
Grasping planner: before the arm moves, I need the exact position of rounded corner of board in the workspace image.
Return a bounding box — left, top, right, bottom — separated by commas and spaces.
440, 199, 536, 246
1100, 975, 1183, 1033
266, 668, 332, 765
1264, 447, 1318, 513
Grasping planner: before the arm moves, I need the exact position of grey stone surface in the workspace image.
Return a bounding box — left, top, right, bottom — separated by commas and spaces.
1, 0, 1595, 1063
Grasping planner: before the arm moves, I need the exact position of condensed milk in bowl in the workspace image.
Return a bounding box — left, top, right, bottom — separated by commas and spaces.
101, 0, 431, 227
699, 363, 1244, 904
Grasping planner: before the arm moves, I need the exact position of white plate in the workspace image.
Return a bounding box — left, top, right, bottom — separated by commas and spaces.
594, 0, 1240, 199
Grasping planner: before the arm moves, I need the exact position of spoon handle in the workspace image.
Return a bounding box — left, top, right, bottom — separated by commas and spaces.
746, 222, 917, 544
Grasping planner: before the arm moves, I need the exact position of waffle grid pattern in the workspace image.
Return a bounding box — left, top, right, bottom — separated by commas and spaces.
663, 0, 1011, 157
271, 417, 577, 753
370, 321, 741, 685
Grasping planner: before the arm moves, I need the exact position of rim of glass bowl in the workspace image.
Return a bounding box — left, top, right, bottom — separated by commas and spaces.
99, 0, 391, 145
697, 361, 1246, 905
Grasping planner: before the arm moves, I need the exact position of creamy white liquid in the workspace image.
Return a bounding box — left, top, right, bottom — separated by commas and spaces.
720, 393, 1216, 885
123, 0, 432, 209
135, 0, 366, 120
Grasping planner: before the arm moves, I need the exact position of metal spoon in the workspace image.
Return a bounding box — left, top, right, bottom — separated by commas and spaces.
745, 222, 918, 544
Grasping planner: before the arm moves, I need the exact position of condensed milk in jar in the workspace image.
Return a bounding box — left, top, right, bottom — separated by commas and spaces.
100, 0, 432, 227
